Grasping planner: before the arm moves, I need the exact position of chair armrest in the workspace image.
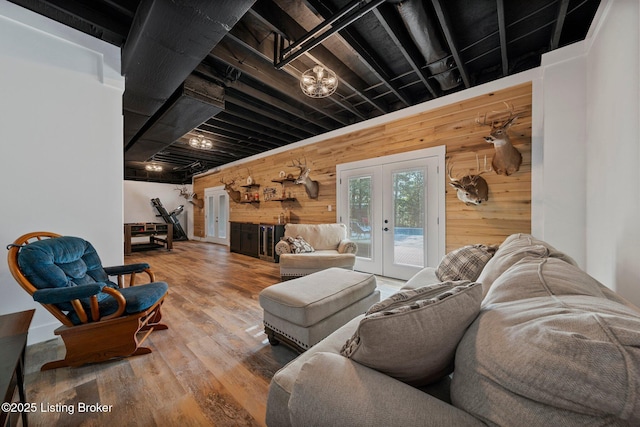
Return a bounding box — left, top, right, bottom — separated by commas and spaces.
33, 283, 105, 305
289, 352, 484, 427
275, 240, 291, 255
103, 263, 150, 276
337, 239, 357, 254
104, 263, 154, 286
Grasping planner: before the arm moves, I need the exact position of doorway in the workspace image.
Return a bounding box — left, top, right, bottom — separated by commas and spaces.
337, 146, 445, 280
204, 186, 229, 246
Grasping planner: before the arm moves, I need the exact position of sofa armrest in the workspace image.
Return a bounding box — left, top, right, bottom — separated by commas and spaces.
337, 239, 357, 254
275, 240, 291, 255
289, 352, 484, 427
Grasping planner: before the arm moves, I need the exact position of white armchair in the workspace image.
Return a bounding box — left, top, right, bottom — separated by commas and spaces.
275, 223, 358, 280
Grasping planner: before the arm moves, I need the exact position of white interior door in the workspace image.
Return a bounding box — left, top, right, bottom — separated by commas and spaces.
337, 147, 445, 280
204, 186, 229, 246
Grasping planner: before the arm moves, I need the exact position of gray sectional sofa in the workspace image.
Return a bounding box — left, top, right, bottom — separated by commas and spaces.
266, 234, 640, 426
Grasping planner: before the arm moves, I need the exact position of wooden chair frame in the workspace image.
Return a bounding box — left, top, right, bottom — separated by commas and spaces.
7, 231, 168, 370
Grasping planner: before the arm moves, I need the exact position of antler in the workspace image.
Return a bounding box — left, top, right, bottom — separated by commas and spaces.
476, 102, 515, 128
446, 158, 458, 182
474, 154, 492, 175
288, 158, 308, 170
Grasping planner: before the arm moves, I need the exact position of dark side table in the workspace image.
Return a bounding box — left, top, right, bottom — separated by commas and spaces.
0, 309, 34, 427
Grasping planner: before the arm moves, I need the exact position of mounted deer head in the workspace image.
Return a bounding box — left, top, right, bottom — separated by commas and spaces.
477, 103, 523, 176
220, 178, 241, 203
175, 185, 204, 208
289, 158, 319, 199
175, 185, 194, 200
447, 155, 491, 206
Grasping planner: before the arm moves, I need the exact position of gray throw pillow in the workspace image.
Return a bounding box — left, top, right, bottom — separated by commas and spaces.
436, 244, 497, 282
340, 281, 482, 386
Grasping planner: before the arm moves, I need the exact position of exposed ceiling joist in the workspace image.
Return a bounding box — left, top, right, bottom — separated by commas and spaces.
8, 0, 602, 184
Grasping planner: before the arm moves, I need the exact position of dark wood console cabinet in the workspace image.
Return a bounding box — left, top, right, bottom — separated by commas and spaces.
230, 222, 259, 258
1, 309, 34, 427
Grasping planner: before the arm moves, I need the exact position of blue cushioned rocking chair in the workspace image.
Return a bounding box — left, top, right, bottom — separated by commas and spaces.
7, 232, 169, 370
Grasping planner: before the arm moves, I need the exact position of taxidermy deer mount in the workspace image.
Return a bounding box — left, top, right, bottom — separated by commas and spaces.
477, 103, 522, 176
447, 155, 491, 206
175, 185, 204, 209
220, 179, 241, 203
289, 158, 319, 199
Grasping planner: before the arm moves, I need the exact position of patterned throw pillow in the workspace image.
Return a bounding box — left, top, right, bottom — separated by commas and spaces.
340, 281, 482, 386
284, 236, 314, 254
436, 244, 497, 282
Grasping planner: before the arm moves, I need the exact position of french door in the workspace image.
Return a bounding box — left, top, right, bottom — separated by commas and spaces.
337, 147, 445, 280
204, 186, 229, 246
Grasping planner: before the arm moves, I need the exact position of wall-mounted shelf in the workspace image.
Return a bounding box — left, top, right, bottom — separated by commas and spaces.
268, 197, 296, 202
270, 178, 296, 201
241, 183, 261, 189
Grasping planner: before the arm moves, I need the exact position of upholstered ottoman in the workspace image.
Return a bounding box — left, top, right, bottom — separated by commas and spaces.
259, 268, 380, 352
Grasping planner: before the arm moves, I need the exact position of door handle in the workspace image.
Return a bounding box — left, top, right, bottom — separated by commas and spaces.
383, 227, 389, 231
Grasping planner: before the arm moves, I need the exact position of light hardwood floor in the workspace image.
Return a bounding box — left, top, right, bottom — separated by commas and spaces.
23, 240, 403, 426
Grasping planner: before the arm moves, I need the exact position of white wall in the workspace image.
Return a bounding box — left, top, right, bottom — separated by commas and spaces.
534, 0, 640, 306
584, 0, 640, 305
123, 181, 193, 238
538, 43, 588, 266
0, 1, 124, 343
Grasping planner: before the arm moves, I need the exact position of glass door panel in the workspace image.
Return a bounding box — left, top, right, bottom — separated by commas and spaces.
204, 186, 229, 246
391, 168, 424, 268
348, 175, 372, 260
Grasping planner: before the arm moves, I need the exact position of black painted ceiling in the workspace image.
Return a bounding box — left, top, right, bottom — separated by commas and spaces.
9, 0, 601, 184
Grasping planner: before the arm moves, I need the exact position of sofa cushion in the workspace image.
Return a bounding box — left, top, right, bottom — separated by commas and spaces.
436, 244, 497, 282
452, 257, 640, 425
483, 257, 608, 306
401, 267, 440, 290
284, 223, 347, 250
477, 233, 577, 296
284, 236, 314, 254
340, 281, 482, 387
278, 251, 356, 269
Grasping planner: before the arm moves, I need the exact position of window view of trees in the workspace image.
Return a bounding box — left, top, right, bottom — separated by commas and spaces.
349, 177, 370, 223
393, 171, 424, 230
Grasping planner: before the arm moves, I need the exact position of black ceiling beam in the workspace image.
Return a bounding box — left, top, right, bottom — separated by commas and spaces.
224, 102, 309, 142
249, 1, 389, 115
224, 31, 368, 121
226, 95, 316, 140
429, 0, 471, 88
193, 63, 334, 133
372, 4, 439, 98
203, 115, 295, 148
155, 145, 239, 165
207, 113, 294, 148
305, 0, 412, 107
210, 39, 352, 126
199, 117, 292, 148
550, 0, 570, 50
496, 0, 509, 76
274, 0, 386, 69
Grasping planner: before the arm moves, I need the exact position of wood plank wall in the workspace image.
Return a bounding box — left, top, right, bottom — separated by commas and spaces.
193, 83, 532, 252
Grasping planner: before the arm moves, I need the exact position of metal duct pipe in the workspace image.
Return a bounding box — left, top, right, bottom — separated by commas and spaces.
390, 0, 460, 91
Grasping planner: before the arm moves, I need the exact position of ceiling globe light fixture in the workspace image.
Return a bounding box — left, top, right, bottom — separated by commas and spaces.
300, 65, 338, 98
189, 134, 213, 149
145, 163, 162, 172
